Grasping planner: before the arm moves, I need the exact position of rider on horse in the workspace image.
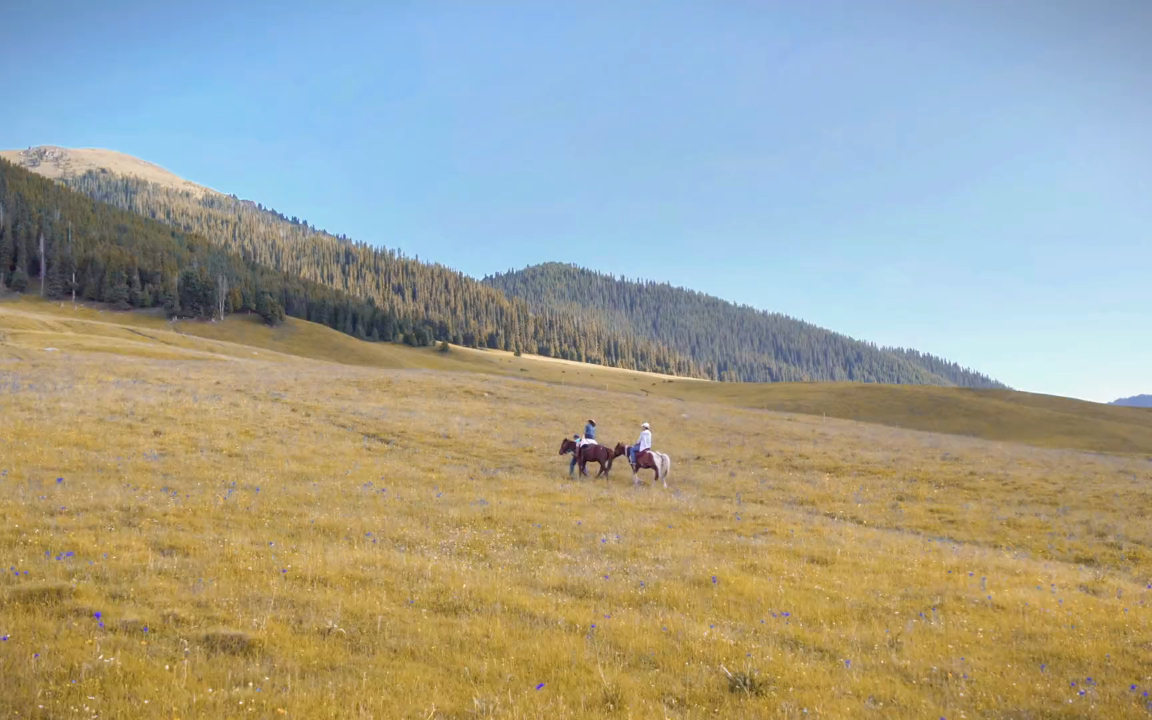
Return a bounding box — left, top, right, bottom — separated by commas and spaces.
568, 420, 597, 476
628, 422, 652, 467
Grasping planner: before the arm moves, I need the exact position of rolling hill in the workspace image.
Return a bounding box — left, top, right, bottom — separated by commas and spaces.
4, 145, 1003, 387
4, 295, 1150, 455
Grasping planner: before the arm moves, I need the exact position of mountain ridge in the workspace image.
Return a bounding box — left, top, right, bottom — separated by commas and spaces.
0, 146, 217, 197
1112, 394, 1152, 408
4, 145, 1004, 388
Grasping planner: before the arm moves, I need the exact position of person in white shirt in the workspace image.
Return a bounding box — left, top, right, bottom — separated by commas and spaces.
628, 422, 652, 466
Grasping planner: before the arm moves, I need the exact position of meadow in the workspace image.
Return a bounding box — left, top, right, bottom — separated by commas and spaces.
1, 299, 1151, 718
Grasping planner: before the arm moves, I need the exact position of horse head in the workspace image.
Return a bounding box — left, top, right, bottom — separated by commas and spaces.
613, 442, 627, 457
559, 438, 574, 455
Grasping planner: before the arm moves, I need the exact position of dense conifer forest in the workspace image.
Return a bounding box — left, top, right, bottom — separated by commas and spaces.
484, 263, 1006, 387
3, 157, 1004, 387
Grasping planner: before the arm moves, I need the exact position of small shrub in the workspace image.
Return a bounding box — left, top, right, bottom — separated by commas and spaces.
724, 667, 768, 696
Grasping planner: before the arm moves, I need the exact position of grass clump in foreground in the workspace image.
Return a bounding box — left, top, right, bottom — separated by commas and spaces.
1, 314, 1152, 717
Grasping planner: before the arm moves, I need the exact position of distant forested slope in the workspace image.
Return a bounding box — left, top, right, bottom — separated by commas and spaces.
484, 263, 1006, 387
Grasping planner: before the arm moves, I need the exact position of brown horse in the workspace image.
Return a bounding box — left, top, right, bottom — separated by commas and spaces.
579, 442, 625, 479
613, 443, 672, 487
559, 438, 621, 479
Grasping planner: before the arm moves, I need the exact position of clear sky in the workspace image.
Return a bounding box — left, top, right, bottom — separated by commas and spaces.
2, 0, 1148, 401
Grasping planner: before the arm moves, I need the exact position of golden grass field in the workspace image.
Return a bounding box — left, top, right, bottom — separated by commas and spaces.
2, 297, 1151, 718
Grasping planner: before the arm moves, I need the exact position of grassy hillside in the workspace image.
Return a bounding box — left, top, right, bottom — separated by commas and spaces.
4, 296, 1152, 456
2, 298, 1151, 718
661, 381, 1152, 456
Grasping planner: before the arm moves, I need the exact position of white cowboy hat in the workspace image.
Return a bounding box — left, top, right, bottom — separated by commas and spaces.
641, 422, 650, 429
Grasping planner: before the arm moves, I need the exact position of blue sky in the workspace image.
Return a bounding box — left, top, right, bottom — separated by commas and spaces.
2, 0, 1148, 401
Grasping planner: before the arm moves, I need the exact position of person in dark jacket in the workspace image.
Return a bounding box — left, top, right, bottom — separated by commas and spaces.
568, 420, 597, 476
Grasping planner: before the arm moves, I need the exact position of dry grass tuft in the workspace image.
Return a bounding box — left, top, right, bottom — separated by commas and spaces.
724, 666, 770, 697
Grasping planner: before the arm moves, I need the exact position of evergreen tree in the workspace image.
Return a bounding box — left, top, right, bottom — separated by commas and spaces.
106, 269, 130, 310
10, 267, 28, 292
177, 267, 216, 318
255, 291, 285, 326
128, 271, 144, 307
0, 205, 12, 287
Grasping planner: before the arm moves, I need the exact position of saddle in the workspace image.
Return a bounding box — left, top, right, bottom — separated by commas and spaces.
634, 449, 654, 465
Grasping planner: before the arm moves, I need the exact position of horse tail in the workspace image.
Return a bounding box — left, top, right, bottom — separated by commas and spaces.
658, 453, 671, 482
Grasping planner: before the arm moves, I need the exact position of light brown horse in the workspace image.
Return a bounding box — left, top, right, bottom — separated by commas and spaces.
614, 443, 672, 487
